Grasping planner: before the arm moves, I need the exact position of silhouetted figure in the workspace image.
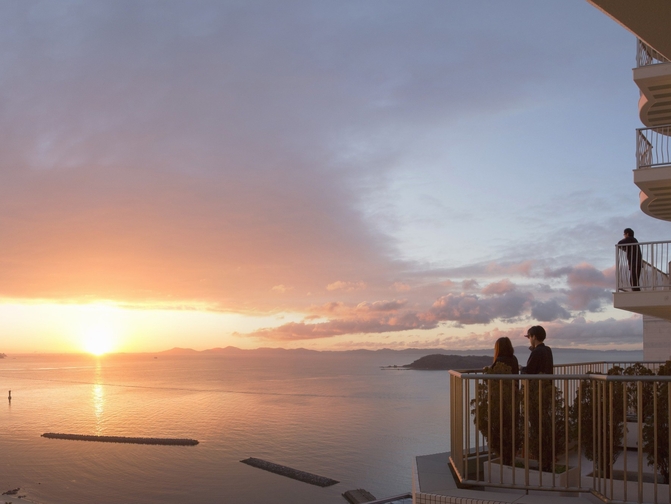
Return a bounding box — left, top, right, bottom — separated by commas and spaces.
521, 326, 555, 472
619, 228, 642, 291
492, 336, 519, 374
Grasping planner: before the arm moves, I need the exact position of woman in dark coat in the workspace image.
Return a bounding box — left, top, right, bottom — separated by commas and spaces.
492, 336, 519, 374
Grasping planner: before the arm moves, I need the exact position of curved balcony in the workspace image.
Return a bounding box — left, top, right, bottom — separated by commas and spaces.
635, 125, 671, 220
614, 239, 671, 320
635, 40, 671, 128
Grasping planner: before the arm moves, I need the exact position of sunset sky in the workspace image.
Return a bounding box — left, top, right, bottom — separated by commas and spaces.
0, 0, 661, 353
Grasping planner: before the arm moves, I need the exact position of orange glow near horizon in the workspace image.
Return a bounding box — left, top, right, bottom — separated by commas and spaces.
0, 300, 309, 353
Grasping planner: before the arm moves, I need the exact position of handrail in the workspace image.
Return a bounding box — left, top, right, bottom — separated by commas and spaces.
637, 126, 671, 169
637, 39, 670, 67
616, 240, 671, 292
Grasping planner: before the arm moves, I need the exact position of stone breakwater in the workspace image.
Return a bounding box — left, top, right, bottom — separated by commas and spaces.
240, 457, 339, 487
41, 433, 199, 446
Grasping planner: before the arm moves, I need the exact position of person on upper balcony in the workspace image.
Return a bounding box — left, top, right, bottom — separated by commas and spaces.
521, 325, 553, 374
618, 228, 642, 292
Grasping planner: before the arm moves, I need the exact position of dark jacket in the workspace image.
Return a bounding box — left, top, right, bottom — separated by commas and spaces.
494, 354, 519, 375
521, 343, 553, 374
618, 236, 642, 268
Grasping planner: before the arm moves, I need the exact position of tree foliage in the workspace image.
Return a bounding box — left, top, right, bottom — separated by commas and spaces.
470, 362, 521, 465
569, 367, 625, 477
642, 361, 671, 484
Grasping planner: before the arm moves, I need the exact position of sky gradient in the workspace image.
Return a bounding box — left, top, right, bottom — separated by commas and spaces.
0, 0, 660, 353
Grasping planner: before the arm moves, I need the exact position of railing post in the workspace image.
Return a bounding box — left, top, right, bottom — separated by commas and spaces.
639, 380, 644, 504
524, 378, 529, 487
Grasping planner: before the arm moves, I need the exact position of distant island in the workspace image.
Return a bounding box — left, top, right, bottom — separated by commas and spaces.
0, 353, 6, 359
384, 353, 492, 371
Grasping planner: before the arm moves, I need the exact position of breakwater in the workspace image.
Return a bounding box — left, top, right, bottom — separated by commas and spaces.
41, 433, 199, 446
240, 457, 339, 487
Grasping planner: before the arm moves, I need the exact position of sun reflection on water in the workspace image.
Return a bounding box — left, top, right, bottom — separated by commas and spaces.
93, 361, 104, 435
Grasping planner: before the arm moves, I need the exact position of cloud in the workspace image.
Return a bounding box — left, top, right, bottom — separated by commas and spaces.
247, 314, 436, 341
428, 291, 533, 325
326, 281, 367, 292
248, 287, 536, 341
242, 258, 621, 342
544, 263, 612, 312
546, 316, 643, 346
566, 263, 611, 288
531, 299, 571, 322
271, 285, 291, 293
427, 316, 643, 350
462, 280, 479, 291
485, 261, 534, 277
356, 300, 407, 312
482, 279, 516, 295
392, 282, 411, 292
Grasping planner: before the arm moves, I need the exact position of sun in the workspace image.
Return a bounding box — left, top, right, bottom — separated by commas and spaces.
82, 326, 115, 356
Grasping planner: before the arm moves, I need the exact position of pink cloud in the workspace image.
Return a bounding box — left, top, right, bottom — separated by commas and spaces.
326, 281, 367, 292
481, 279, 516, 295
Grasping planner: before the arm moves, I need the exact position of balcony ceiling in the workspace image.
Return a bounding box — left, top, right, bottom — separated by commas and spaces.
587, 0, 671, 61
634, 63, 671, 127
614, 290, 671, 320
634, 165, 671, 220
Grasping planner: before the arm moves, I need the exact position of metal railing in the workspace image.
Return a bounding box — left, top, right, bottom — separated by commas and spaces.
637, 39, 670, 68
637, 126, 671, 169
449, 361, 671, 503
616, 241, 671, 292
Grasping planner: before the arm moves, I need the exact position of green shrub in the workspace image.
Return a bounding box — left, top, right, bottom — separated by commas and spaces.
470, 362, 521, 465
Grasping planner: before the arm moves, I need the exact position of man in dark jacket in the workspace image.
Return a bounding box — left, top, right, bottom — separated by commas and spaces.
521, 325, 554, 471
618, 228, 642, 291
521, 325, 553, 374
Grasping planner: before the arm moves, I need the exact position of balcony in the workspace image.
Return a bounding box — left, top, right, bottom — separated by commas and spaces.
635, 40, 671, 128
614, 240, 671, 320
413, 361, 671, 504
635, 126, 671, 220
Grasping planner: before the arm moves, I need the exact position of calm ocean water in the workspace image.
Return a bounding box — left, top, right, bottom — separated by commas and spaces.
0, 348, 643, 504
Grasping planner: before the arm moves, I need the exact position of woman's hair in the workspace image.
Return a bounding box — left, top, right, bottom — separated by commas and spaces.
493, 336, 514, 363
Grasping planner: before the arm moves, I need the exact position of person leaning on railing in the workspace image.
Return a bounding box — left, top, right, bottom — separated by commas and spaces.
618, 227, 642, 291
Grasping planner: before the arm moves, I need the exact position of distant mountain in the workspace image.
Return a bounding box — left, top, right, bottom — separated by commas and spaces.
396, 354, 492, 371
159, 347, 201, 355
153, 346, 643, 366
158, 346, 320, 356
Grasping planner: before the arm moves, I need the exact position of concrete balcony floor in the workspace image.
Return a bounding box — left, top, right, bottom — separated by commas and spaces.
413, 451, 669, 504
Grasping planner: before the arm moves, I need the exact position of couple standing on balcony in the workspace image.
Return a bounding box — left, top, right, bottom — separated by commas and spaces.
492, 326, 554, 471
492, 325, 553, 376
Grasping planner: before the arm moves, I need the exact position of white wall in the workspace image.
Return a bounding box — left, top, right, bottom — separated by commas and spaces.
643, 315, 671, 361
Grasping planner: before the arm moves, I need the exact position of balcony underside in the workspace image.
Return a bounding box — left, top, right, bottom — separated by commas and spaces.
587, 1, 671, 61
614, 290, 671, 320
634, 63, 671, 127
634, 165, 671, 220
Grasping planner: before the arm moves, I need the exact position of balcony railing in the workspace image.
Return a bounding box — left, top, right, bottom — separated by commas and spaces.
616, 240, 671, 292
449, 361, 671, 503
637, 126, 671, 169
638, 39, 670, 68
